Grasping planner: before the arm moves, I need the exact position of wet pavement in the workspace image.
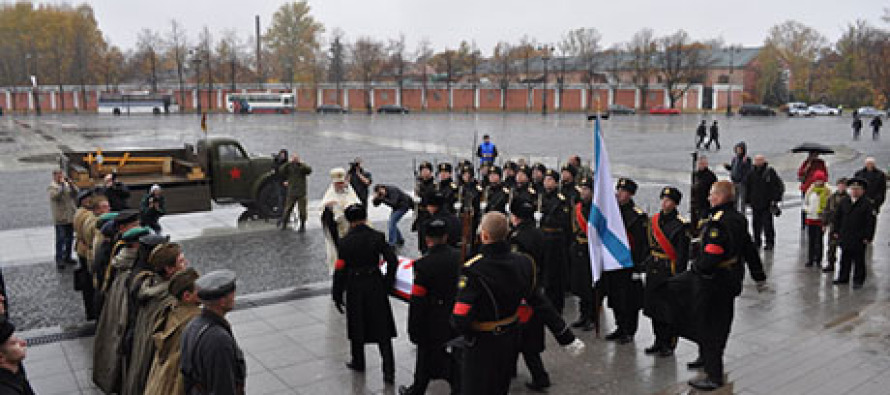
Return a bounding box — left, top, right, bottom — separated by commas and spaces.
0, 113, 888, 394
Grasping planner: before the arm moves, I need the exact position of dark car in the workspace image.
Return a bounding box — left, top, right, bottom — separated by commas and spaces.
377, 104, 409, 114
739, 104, 776, 116
608, 104, 636, 115
316, 104, 347, 114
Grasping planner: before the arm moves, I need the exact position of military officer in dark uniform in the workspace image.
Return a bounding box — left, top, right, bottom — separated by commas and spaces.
400, 220, 462, 395
333, 205, 400, 384
511, 165, 538, 207
451, 213, 535, 395
569, 178, 596, 331
413, 161, 437, 251
559, 165, 580, 205
509, 199, 580, 392
831, 177, 877, 289
418, 192, 461, 254
685, 181, 767, 391
437, 163, 458, 213
538, 169, 571, 314
482, 166, 510, 214
456, 164, 483, 254
601, 178, 649, 344
643, 187, 690, 358
180, 270, 246, 395
502, 161, 518, 188
531, 163, 546, 194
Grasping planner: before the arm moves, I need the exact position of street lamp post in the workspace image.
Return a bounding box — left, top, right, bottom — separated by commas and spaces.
190, 49, 202, 115
471, 50, 480, 112
725, 46, 741, 116
540, 46, 553, 116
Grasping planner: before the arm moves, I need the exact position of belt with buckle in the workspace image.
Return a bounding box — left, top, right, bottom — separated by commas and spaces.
470, 313, 519, 333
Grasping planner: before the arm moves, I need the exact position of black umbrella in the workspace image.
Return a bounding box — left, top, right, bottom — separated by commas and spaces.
791, 142, 835, 155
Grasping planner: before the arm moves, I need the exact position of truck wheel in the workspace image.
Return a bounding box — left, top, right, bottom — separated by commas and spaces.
255, 182, 283, 219
113, 108, 121, 116
153, 108, 161, 115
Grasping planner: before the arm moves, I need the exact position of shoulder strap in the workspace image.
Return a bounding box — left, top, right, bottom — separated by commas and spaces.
651, 213, 678, 267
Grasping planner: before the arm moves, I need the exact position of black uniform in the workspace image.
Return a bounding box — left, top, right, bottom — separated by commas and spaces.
570, 199, 595, 327
511, 182, 538, 208
456, 181, 483, 254
696, 121, 707, 149
451, 243, 534, 395
412, 176, 437, 250
438, 178, 458, 213
833, 195, 877, 285
333, 224, 399, 377
643, 209, 690, 354
692, 167, 718, 227
538, 187, 571, 313
180, 309, 246, 395
482, 183, 510, 214
686, 202, 766, 385
404, 243, 462, 394
510, 219, 576, 389
600, 199, 648, 341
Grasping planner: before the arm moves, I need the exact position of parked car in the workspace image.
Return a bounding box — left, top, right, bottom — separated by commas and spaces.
854, 106, 886, 117
786, 102, 811, 116
738, 104, 776, 116
649, 106, 680, 115
377, 104, 410, 114
608, 104, 636, 115
807, 104, 840, 116
316, 104, 347, 114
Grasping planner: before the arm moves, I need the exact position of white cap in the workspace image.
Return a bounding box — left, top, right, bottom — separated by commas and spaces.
150, 184, 161, 193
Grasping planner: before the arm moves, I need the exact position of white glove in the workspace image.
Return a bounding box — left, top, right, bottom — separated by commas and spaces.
631, 272, 645, 282
563, 338, 585, 357
533, 212, 543, 222
454, 202, 463, 211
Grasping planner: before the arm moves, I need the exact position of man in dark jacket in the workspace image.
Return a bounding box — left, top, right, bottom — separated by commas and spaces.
102, 173, 131, 211
180, 270, 246, 395
601, 178, 649, 344
705, 120, 720, 150
418, 192, 461, 254
643, 187, 690, 358
724, 142, 752, 212
854, 157, 886, 213
539, 169, 571, 314
686, 181, 767, 391
0, 321, 34, 395
278, 154, 313, 231
399, 219, 461, 395
333, 204, 399, 384
870, 116, 882, 140
831, 178, 877, 289
744, 155, 785, 250
373, 184, 414, 247
692, 156, 718, 228
347, 158, 373, 208
695, 120, 707, 149
140, 184, 166, 233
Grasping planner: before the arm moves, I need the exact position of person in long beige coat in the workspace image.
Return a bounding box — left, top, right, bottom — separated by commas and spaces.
122, 242, 188, 395
144, 268, 200, 395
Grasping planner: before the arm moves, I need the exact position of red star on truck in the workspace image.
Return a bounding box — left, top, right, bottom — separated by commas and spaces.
229, 167, 242, 180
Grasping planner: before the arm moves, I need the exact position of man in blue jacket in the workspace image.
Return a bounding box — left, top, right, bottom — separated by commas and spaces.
476, 135, 498, 167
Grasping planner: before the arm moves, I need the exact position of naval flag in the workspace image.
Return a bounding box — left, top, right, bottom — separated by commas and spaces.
588, 117, 633, 283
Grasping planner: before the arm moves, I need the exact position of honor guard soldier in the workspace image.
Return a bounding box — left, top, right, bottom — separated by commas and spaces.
437, 162, 458, 213
601, 178, 649, 344
412, 161, 436, 251
831, 177, 877, 289
559, 165, 580, 205
512, 165, 538, 206
509, 199, 581, 392
502, 161, 518, 188
418, 192, 461, 254
531, 163, 547, 194
643, 187, 690, 358
685, 181, 767, 391
333, 204, 400, 384
539, 169, 572, 314
456, 163, 483, 254
482, 166, 510, 214
451, 213, 535, 395
180, 270, 246, 395
400, 219, 462, 395
569, 178, 596, 331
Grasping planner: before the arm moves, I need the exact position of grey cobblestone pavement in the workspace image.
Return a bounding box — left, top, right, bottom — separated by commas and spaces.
0, 113, 888, 394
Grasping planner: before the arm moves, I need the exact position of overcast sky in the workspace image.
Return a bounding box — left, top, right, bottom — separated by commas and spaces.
76, 0, 887, 53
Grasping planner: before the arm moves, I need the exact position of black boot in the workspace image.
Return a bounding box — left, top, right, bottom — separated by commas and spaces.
298, 220, 306, 233
688, 377, 723, 391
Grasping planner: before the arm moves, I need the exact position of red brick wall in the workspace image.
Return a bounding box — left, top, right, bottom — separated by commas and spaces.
297, 88, 316, 110
373, 88, 397, 107
479, 89, 501, 111
614, 89, 636, 108
401, 89, 423, 110
347, 89, 369, 111
452, 89, 475, 112
426, 89, 448, 110
504, 89, 529, 111
559, 89, 581, 111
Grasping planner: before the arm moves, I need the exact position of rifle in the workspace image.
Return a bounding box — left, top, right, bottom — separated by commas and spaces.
458, 185, 473, 262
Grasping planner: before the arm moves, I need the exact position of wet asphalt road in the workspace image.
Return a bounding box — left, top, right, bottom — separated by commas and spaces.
1, 112, 887, 330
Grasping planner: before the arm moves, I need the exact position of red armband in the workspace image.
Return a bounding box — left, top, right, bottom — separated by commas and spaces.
411, 284, 427, 297
453, 302, 471, 316
334, 259, 346, 271
704, 244, 725, 255
517, 303, 533, 323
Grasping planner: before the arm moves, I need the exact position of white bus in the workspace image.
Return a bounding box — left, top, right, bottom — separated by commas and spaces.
225, 92, 295, 114
98, 92, 178, 115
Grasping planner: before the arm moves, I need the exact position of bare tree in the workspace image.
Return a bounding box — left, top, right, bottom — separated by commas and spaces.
351, 36, 384, 114
492, 41, 514, 111
328, 28, 346, 105
166, 20, 189, 107
560, 28, 601, 111
603, 45, 623, 105
197, 26, 213, 109
136, 28, 162, 92
215, 29, 242, 91
387, 33, 407, 105
657, 30, 712, 108
415, 38, 433, 110
626, 28, 657, 109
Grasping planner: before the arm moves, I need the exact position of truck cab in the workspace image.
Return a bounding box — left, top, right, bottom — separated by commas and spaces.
197, 137, 280, 216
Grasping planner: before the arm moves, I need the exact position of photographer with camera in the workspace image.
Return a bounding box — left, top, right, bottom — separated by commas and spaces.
347, 158, 373, 208
140, 184, 166, 234
102, 172, 131, 211
48, 169, 79, 269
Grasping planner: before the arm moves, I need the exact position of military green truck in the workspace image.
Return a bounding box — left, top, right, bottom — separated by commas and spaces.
63, 137, 283, 218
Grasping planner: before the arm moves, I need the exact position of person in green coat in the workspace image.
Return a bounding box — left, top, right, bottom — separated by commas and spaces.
278, 154, 312, 231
